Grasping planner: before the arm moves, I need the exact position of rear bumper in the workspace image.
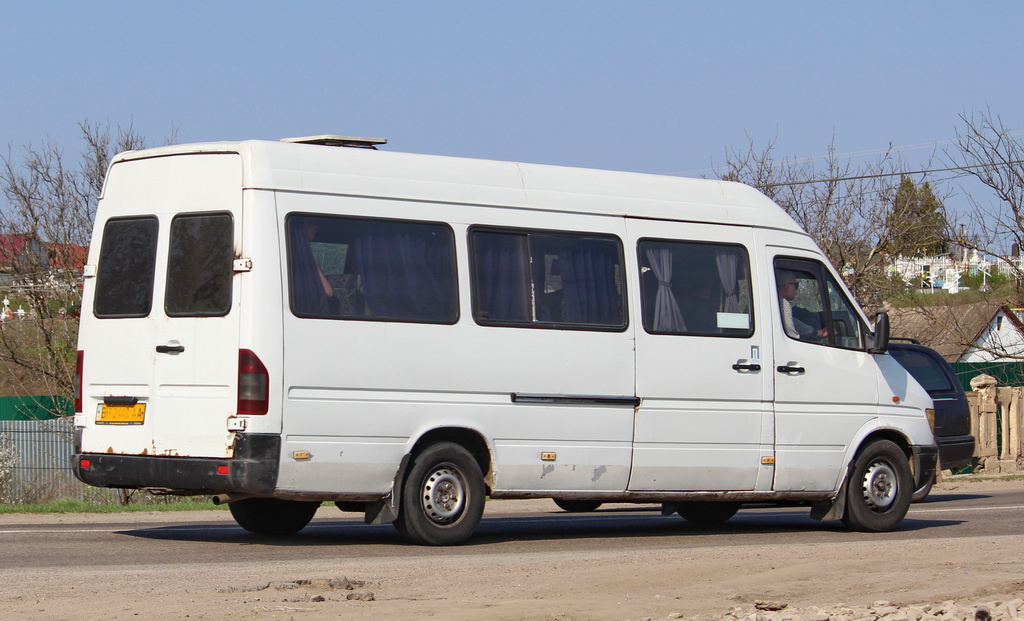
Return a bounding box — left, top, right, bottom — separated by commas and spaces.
937, 434, 975, 470
72, 433, 280, 495
912, 443, 940, 489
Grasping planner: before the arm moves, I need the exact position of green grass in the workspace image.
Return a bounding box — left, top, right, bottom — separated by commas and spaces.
0, 497, 227, 514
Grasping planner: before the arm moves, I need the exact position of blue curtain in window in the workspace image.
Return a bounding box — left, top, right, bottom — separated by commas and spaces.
289, 218, 331, 316
352, 228, 455, 321
472, 232, 530, 322
557, 240, 622, 326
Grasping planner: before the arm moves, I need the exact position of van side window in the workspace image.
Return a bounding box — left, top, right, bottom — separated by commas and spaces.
774, 259, 865, 349
470, 229, 626, 330
165, 213, 233, 317
287, 215, 458, 324
638, 240, 753, 337
94, 217, 159, 318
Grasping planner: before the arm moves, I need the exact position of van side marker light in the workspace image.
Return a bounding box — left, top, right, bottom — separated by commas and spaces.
761, 456, 775, 465
293, 451, 311, 460
541, 452, 556, 461
892, 396, 901, 403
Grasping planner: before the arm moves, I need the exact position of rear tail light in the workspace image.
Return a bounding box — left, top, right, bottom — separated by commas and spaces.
237, 349, 269, 415
74, 350, 84, 414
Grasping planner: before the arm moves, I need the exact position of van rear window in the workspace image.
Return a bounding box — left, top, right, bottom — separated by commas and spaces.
165, 213, 233, 316
94, 217, 159, 318
287, 215, 458, 323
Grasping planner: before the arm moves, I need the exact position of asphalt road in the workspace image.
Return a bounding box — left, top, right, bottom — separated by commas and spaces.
1, 486, 1021, 569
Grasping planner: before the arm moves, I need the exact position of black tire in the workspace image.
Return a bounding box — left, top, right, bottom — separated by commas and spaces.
553, 499, 603, 513
676, 501, 741, 525
394, 442, 486, 546
841, 439, 913, 532
229, 498, 321, 536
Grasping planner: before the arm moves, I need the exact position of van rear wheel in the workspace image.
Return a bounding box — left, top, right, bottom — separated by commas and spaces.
676, 501, 741, 525
394, 442, 486, 546
229, 498, 321, 535
841, 439, 913, 532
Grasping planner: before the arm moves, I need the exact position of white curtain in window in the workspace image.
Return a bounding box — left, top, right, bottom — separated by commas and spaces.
715, 250, 740, 313
645, 247, 686, 332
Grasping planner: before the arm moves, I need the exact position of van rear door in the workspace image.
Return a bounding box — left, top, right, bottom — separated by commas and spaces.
79, 153, 243, 458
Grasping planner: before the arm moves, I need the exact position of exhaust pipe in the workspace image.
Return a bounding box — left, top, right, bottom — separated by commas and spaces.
211, 493, 253, 505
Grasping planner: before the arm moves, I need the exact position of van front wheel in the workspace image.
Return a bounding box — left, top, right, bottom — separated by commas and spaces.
229, 498, 321, 535
394, 442, 486, 545
841, 440, 913, 532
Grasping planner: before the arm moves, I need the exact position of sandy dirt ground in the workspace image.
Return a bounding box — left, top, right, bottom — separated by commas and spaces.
2, 477, 1022, 621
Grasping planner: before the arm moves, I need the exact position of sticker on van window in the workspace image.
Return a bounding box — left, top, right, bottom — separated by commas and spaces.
717, 313, 751, 330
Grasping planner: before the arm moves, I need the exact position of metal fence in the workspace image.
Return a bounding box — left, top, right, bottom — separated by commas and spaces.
0, 417, 79, 503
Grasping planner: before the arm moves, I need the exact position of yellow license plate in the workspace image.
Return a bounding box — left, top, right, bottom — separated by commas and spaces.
96, 403, 146, 425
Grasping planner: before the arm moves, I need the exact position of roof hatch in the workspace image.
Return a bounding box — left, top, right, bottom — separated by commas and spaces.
280, 135, 387, 149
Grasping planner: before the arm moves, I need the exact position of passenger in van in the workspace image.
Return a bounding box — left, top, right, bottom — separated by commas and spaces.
290, 217, 336, 315
304, 219, 335, 298
777, 270, 829, 342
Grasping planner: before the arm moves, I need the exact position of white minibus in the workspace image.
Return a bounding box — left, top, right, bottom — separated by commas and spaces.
73, 136, 938, 545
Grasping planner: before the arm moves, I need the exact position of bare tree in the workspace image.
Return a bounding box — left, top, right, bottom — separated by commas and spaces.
947, 108, 1024, 294
910, 108, 1024, 361
720, 137, 949, 313
0, 121, 152, 410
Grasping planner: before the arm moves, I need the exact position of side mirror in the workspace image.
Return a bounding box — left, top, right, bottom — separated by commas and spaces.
868, 311, 890, 354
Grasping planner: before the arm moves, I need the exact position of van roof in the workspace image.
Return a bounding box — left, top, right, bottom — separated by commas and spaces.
109, 140, 805, 233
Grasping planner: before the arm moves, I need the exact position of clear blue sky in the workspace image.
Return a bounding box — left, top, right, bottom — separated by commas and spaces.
3, 2, 1023, 192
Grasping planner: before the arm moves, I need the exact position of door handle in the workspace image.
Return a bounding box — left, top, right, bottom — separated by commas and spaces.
732, 363, 762, 372
777, 364, 806, 374
156, 345, 185, 354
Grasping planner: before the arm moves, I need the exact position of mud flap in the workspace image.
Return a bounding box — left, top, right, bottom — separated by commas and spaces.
810, 471, 849, 522
365, 453, 411, 525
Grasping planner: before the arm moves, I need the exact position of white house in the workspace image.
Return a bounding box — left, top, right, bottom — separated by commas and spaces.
961, 306, 1024, 362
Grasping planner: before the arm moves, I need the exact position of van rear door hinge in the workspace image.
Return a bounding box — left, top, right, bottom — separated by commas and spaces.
233, 258, 253, 272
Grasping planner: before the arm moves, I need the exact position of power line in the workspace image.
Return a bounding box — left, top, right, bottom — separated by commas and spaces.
761, 160, 1024, 188
672, 130, 1024, 178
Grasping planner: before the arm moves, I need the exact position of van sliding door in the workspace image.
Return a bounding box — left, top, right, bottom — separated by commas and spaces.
628, 220, 772, 492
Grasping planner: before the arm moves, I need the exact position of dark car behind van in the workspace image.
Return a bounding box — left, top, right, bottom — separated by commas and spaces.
887, 339, 975, 500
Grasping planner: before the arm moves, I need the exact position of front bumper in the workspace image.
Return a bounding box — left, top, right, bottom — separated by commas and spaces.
72, 433, 280, 495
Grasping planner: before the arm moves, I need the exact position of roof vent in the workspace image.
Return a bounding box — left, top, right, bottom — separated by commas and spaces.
281, 135, 387, 149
